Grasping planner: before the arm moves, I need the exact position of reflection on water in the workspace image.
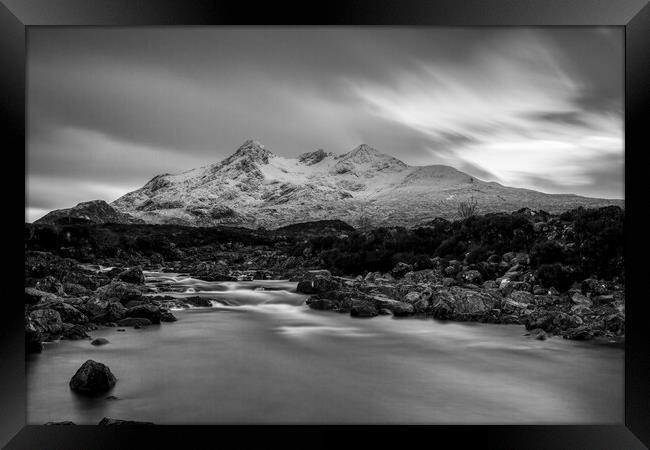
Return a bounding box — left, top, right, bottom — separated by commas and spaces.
27, 274, 623, 424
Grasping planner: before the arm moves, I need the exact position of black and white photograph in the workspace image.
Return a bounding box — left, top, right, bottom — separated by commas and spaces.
24, 26, 626, 425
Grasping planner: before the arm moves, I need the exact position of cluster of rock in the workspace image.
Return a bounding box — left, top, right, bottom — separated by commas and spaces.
296, 254, 625, 342
25, 251, 178, 353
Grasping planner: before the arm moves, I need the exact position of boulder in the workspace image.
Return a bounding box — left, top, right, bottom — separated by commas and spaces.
457, 270, 482, 285
69, 360, 116, 394
82, 298, 127, 323
91, 338, 110, 346
305, 297, 337, 311
35, 276, 64, 295
95, 281, 144, 304
49, 303, 88, 324
117, 317, 152, 327
371, 296, 414, 316
24, 288, 59, 306
117, 267, 145, 284
296, 274, 339, 294
564, 326, 593, 341
126, 304, 162, 324
402, 269, 441, 284
61, 323, 90, 340
29, 309, 63, 336
350, 301, 377, 318
160, 309, 178, 322
508, 291, 535, 305
571, 292, 593, 307
581, 278, 609, 296
63, 283, 91, 296
391, 262, 413, 278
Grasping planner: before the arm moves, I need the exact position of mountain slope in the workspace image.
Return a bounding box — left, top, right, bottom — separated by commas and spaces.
105, 140, 622, 228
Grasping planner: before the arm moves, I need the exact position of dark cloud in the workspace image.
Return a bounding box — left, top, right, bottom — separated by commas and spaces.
26, 27, 623, 221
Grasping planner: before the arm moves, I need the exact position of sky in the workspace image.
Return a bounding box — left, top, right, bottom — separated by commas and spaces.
26, 27, 623, 222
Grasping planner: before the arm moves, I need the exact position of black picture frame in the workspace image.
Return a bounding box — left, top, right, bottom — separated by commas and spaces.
3, 0, 649, 448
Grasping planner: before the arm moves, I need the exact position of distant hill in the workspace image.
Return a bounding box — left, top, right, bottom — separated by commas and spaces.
34, 200, 144, 226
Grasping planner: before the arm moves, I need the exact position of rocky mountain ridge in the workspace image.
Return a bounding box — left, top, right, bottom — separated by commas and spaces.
36, 140, 623, 228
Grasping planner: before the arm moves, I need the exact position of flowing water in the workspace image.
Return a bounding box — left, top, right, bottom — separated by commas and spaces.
27, 272, 623, 424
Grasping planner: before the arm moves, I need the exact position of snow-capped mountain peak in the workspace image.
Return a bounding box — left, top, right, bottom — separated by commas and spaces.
102, 139, 623, 228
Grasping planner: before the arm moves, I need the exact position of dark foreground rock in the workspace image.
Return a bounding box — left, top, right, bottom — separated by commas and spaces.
69, 360, 116, 394
98, 417, 154, 425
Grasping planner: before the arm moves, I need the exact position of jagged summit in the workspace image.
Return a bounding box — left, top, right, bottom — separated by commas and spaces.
37, 139, 621, 228
224, 139, 274, 165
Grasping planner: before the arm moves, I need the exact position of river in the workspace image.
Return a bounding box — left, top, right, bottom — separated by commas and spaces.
27, 273, 623, 424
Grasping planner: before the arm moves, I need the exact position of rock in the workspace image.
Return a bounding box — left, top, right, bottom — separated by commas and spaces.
44, 421, 76, 426
502, 299, 530, 315
117, 317, 152, 327
305, 297, 337, 310
402, 269, 441, 284
63, 283, 91, 296
592, 294, 615, 306
442, 277, 457, 287
184, 296, 213, 307
69, 360, 116, 394
527, 328, 547, 340
126, 304, 162, 324
302, 270, 332, 280
160, 309, 178, 322
390, 302, 415, 317
571, 292, 593, 307
98, 417, 154, 426
50, 303, 88, 324
24, 288, 59, 305
372, 296, 414, 316
532, 285, 547, 295
296, 274, 339, 294
581, 278, 608, 296
61, 323, 90, 340
95, 281, 144, 304
565, 326, 593, 341
82, 298, 127, 323
457, 269, 482, 285
35, 276, 64, 295
350, 301, 377, 318
117, 267, 145, 284
603, 313, 625, 334
391, 262, 413, 278
508, 291, 535, 305
116, 328, 126, 332
124, 300, 149, 309
25, 316, 44, 353
29, 309, 63, 336
533, 295, 559, 306
482, 280, 498, 289
91, 338, 110, 346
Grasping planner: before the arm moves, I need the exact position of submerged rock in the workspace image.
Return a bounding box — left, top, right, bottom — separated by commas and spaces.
69, 360, 116, 394
91, 338, 110, 346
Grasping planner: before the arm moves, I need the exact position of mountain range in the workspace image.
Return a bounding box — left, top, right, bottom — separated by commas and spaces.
35, 140, 623, 228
